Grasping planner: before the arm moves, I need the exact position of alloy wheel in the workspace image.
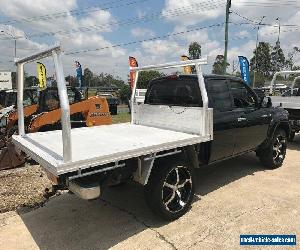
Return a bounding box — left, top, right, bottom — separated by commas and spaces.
161, 166, 193, 213
272, 135, 286, 164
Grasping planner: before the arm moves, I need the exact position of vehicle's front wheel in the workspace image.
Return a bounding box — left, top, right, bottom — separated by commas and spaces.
288, 131, 296, 142
144, 161, 195, 220
259, 129, 287, 169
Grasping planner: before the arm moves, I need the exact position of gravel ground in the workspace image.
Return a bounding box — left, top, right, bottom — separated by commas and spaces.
0, 165, 52, 213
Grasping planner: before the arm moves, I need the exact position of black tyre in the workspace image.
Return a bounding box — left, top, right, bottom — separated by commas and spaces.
259, 129, 287, 169
144, 161, 195, 221
109, 106, 118, 115
288, 131, 296, 142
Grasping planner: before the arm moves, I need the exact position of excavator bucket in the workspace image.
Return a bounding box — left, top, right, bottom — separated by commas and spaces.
0, 140, 25, 170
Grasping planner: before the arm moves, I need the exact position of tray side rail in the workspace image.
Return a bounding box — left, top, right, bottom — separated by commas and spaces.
269, 70, 300, 95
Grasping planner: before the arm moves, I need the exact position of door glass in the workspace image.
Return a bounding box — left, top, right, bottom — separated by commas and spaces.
205, 79, 233, 112
229, 81, 256, 109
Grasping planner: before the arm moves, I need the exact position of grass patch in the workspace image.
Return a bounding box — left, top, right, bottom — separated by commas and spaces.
112, 112, 131, 124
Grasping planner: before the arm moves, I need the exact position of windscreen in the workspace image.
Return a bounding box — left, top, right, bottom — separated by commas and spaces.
145, 77, 203, 107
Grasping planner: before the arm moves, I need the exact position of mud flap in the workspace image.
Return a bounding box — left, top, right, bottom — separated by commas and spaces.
0, 141, 26, 170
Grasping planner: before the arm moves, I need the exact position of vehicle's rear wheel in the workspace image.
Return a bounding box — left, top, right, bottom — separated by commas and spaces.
144, 161, 195, 220
259, 129, 287, 169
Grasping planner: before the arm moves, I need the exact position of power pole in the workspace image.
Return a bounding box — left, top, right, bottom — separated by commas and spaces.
276, 17, 281, 43
223, 0, 231, 74
253, 16, 266, 88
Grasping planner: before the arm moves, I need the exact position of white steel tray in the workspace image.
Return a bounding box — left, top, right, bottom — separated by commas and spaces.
270, 96, 300, 109
13, 123, 210, 176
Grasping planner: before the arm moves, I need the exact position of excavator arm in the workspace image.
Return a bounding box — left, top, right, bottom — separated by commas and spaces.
28, 96, 112, 133
6, 104, 38, 135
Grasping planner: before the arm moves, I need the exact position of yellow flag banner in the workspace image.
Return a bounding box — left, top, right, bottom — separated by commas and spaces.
37, 62, 46, 89
181, 55, 192, 74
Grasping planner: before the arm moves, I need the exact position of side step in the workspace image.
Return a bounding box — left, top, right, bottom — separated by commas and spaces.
68, 180, 101, 200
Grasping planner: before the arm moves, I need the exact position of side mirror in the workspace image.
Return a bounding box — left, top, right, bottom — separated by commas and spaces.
260, 96, 272, 108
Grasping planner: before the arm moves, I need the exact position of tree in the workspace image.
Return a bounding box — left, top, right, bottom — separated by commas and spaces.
25, 76, 38, 87
65, 75, 76, 86
270, 41, 286, 74
188, 42, 202, 73
286, 47, 299, 70
189, 42, 202, 60
212, 55, 229, 75
249, 71, 265, 88
136, 70, 165, 89
118, 84, 131, 103
83, 68, 93, 87
250, 42, 272, 78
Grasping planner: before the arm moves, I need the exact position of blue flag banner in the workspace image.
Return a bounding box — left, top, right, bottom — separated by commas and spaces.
238, 56, 251, 85
75, 61, 83, 88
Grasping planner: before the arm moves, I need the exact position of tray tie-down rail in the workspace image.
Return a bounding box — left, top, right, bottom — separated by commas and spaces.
269, 70, 300, 95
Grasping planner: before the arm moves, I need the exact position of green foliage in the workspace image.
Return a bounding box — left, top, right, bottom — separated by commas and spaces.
65, 75, 76, 86
73, 68, 126, 88
189, 42, 202, 60
83, 68, 93, 87
212, 55, 230, 75
250, 42, 272, 78
250, 71, 265, 88
136, 70, 165, 89
286, 47, 300, 70
25, 75, 38, 87
118, 84, 131, 103
270, 41, 285, 74
112, 112, 131, 124
188, 42, 202, 73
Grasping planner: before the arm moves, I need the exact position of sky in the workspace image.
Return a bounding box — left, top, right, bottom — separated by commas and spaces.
0, 0, 300, 81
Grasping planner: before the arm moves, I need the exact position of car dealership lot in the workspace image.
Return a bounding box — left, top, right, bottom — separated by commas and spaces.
0, 137, 299, 250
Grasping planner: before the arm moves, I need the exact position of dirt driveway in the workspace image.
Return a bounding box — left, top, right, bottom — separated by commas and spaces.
0, 138, 299, 250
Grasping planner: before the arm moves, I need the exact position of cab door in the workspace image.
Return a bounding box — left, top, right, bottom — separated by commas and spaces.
229, 80, 271, 154
205, 78, 239, 162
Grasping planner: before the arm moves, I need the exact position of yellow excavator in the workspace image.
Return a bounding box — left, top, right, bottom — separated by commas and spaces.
0, 87, 112, 170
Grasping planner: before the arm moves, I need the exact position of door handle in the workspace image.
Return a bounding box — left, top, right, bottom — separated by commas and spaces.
238, 117, 247, 122
261, 114, 271, 118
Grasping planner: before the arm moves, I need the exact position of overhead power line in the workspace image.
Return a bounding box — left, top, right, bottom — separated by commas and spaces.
229, 11, 300, 28
0, 1, 225, 40
0, 0, 149, 25
233, 1, 300, 8
230, 26, 300, 42
64, 23, 224, 55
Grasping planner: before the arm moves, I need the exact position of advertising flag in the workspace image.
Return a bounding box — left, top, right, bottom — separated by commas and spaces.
75, 61, 83, 88
36, 62, 46, 89
129, 56, 138, 90
181, 55, 192, 74
238, 56, 251, 85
